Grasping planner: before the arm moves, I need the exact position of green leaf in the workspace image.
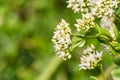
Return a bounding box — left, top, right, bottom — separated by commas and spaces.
97, 34, 111, 44
89, 76, 99, 80
78, 39, 86, 47
113, 54, 120, 66
111, 66, 120, 80
116, 4, 120, 17
72, 38, 86, 49
86, 24, 101, 37
112, 23, 120, 42
110, 45, 118, 55
100, 28, 112, 40
111, 41, 120, 52
97, 28, 112, 44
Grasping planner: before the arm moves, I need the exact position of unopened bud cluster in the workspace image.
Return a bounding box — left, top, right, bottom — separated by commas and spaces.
75, 13, 95, 32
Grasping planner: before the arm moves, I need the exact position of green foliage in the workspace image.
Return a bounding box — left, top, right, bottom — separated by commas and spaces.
111, 66, 120, 80
112, 24, 120, 43
116, 4, 120, 17
114, 54, 120, 66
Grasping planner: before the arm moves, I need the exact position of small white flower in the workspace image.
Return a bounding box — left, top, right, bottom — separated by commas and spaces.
52, 19, 72, 60
88, 0, 102, 4
75, 13, 95, 32
79, 44, 102, 70
100, 16, 112, 28
91, 0, 119, 18
67, 0, 88, 13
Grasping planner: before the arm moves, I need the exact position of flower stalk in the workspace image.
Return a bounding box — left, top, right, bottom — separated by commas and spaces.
100, 64, 105, 80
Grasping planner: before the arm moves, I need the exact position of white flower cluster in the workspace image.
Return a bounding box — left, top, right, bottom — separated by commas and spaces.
75, 13, 95, 32
52, 19, 72, 60
67, 0, 88, 13
67, 0, 119, 39
67, 0, 119, 17
79, 44, 103, 70
91, 0, 118, 18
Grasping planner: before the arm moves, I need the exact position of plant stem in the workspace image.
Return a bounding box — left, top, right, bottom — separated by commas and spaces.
100, 64, 105, 80
72, 41, 82, 49
98, 64, 115, 80
71, 34, 85, 38
35, 56, 62, 80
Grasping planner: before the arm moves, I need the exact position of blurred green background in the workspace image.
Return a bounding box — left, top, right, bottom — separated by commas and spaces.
0, 0, 113, 80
